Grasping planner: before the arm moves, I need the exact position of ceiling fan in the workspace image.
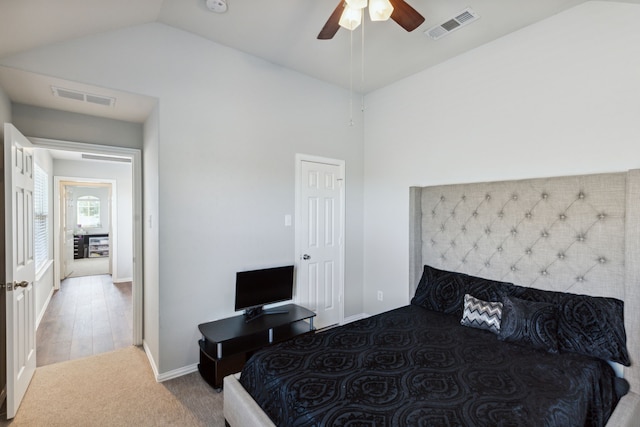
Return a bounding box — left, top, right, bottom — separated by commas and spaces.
318, 0, 425, 40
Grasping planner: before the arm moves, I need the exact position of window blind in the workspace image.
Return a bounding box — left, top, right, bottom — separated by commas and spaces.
34, 163, 49, 273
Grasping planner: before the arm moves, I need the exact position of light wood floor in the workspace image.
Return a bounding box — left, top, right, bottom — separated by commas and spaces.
36, 274, 133, 367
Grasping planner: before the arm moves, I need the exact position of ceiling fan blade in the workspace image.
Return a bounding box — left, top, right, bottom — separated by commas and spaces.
318, 1, 345, 40
389, 0, 425, 32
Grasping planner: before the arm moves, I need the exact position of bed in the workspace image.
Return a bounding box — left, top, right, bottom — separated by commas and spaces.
224, 171, 640, 426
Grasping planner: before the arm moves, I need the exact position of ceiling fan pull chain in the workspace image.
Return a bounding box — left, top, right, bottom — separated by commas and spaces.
361, 17, 366, 113
349, 26, 354, 127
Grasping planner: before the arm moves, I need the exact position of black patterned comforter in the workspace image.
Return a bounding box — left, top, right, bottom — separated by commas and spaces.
239, 305, 621, 427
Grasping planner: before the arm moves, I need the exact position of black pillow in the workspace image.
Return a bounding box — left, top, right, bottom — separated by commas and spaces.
498, 296, 559, 354
557, 294, 630, 366
514, 287, 630, 366
411, 265, 515, 317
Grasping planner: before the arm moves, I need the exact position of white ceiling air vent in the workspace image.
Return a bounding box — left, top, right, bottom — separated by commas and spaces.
81, 154, 131, 163
51, 86, 116, 107
425, 8, 479, 40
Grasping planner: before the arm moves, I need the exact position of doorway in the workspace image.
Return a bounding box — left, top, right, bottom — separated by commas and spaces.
58, 180, 116, 281
35, 147, 136, 366
32, 137, 143, 346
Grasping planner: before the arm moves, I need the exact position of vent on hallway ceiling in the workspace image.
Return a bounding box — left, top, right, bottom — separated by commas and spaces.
51, 86, 116, 107
81, 154, 131, 163
425, 8, 479, 40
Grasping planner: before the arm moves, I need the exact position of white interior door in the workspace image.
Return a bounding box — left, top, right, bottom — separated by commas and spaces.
4, 123, 37, 419
62, 184, 74, 279
296, 156, 344, 329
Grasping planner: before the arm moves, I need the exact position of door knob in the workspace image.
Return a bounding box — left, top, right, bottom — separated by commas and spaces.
14, 280, 29, 288
302, 254, 311, 260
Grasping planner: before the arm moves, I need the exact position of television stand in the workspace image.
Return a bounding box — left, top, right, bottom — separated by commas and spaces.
244, 306, 289, 322
197, 304, 315, 390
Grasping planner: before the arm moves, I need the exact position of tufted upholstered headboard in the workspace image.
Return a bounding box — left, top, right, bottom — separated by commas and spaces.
409, 170, 640, 394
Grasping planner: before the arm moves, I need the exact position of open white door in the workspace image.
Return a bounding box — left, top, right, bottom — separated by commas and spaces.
4, 123, 37, 419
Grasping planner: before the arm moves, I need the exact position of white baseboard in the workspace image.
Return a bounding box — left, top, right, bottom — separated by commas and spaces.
142, 340, 199, 382
142, 340, 160, 381
157, 363, 199, 382
342, 313, 370, 325
113, 277, 133, 284
36, 286, 55, 330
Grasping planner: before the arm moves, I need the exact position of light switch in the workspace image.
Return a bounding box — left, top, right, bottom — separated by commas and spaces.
284, 214, 292, 227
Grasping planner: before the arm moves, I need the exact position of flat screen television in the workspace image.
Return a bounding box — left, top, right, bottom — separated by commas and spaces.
235, 265, 294, 322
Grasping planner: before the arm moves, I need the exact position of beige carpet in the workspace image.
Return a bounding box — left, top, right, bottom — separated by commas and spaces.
4, 346, 225, 426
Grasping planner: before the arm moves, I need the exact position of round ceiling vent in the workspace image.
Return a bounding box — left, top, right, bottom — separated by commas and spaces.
206, 0, 227, 13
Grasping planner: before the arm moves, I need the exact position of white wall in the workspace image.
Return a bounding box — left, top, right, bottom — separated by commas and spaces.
362, 1, 640, 314
0, 23, 365, 374
53, 159, 134, 282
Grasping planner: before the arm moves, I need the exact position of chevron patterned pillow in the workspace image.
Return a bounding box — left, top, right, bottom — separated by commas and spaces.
460, 294, 503, 335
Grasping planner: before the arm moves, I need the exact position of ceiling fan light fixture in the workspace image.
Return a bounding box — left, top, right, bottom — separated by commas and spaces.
339, 4, 362, 30
345, 0, 367, 9
368, 0, 394, 21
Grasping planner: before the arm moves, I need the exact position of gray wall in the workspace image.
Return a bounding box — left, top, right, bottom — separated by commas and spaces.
12, 103, 143, 149
0, 83, 10, 404
362, 1, 640, 314
0, 22, 366, 376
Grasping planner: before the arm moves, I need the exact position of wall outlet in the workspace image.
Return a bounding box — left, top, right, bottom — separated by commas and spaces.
377, 291, 383, 301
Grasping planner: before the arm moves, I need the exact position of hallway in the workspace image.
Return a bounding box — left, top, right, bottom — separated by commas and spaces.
36, 275, 132, 367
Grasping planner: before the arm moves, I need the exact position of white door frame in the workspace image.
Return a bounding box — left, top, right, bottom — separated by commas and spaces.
54, 178, 117, 284
294, 153, 345, 326
29, 137, 143, 346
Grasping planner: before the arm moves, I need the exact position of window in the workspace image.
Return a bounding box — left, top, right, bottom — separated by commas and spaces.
77, 196, 101, 228
34, 163, 49, 272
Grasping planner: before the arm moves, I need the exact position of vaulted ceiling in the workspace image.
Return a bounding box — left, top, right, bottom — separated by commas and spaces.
0, 0, 635, 122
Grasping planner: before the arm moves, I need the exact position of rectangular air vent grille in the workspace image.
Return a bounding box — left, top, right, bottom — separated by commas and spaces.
81, 154, 131, 163
52, 86, 116, 107
425, 8, 479, 40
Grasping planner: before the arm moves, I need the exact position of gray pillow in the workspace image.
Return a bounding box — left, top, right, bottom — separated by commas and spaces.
460, 294, 503, 335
